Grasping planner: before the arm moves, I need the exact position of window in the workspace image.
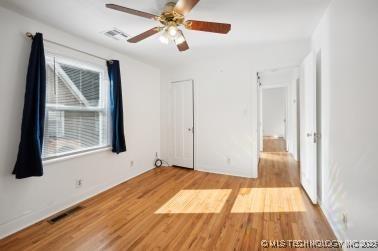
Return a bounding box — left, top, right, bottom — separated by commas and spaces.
42, 55, 109, 160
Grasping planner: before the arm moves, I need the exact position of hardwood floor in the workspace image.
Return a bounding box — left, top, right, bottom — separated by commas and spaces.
263, 136, 287, 152
0, 140, 337, 251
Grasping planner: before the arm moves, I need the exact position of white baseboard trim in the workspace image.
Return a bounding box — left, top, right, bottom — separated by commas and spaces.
195, 167, 256, 179
0, 167, 153, 239
319, 203, 345, 249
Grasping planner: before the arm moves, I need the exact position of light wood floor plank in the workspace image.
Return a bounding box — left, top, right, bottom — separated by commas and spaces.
0, 139, 338, 251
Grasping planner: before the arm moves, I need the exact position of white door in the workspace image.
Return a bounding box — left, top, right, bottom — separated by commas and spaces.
171, 80, 194, 169
300, 52, 318, 204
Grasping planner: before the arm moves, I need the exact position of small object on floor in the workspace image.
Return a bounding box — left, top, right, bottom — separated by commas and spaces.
154, 158, 163, 167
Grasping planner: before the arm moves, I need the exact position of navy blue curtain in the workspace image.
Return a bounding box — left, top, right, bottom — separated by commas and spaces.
13, 33, 46, 179
107, 60, 126, 154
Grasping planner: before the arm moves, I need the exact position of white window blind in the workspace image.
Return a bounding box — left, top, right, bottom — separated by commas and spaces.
42, 55, 109, 160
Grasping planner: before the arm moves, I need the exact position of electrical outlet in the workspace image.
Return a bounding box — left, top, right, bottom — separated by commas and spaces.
155, 152, 158, 158
342, 212, 348, 229
227, 157, 231, 165
130, 160, 134, 167
75, 179, 83, 188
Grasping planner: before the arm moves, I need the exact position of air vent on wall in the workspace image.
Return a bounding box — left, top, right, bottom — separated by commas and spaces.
47, 205, 84, 224
103, 28, 129, 41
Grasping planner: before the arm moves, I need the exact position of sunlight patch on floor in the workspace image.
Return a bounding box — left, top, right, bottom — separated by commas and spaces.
155, 189, 232, 214
261, 152, 287, 162
231, 187, 306, 213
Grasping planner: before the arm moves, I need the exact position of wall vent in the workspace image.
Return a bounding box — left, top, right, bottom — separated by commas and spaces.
47, 205, 84, 224
103, 28, 129, 41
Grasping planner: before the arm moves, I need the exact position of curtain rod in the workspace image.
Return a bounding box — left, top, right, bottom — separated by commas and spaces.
25, 32, 112, 63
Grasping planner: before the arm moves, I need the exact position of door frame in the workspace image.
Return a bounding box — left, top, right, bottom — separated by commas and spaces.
253, 65, 300, 161
170, 79, 196, 170
315, 49, 323, 204
255, 66, 300, 173
258, 80, 289, 154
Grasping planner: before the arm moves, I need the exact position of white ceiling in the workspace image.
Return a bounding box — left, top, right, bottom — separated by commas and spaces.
1, 0, 331, 67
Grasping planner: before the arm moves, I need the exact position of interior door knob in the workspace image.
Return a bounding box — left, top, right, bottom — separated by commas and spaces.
306, 132, 317, 143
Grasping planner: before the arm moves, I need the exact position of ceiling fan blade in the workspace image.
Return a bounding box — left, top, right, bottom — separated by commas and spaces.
128, 27, 161, 43
185, 20, 231, 34
174, 0, 200, 16
176, 31, 189, 52
106, 4, 158, 20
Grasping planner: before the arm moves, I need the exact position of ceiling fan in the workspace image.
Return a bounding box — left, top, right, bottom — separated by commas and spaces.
105, 0, 231, 52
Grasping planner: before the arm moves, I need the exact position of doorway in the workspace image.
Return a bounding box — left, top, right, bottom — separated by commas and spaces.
256, 58, 320, 205
257, 67, 299, 157
170, 80, 194, 169
262, 86, 287, 152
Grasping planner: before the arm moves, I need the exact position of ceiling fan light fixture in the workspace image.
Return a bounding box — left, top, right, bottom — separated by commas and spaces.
168, 25, 178, 37
175, 33, 185, 45
159, 31, 170, 44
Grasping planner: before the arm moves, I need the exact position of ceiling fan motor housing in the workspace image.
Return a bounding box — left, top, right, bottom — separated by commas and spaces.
159, 2, 185, 26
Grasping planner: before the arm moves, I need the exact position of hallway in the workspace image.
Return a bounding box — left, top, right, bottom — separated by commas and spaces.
263, 136, 287, 153
0, 139, 337, 250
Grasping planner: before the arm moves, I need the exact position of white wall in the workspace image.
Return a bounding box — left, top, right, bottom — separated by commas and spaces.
262, 87, 286, 137
161, 41, 310, 178
0, 7, 160, 238
311, 0, 378, 241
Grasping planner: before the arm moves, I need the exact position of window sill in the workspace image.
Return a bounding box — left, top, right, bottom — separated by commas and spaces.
43, 146, 112, 165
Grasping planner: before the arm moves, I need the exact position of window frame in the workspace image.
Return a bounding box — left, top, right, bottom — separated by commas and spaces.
42, 51, 111, 162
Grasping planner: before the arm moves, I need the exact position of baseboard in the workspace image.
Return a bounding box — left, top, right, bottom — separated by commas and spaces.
263, 135, 285, 139
319, 203, 345, 248
195, 167, 256, 179
0, 167, 153, 239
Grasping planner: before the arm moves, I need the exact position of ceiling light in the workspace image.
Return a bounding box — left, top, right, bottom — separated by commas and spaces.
168, 25, 178, 37
159, 31, 170, 44
175, 34, 185, 45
